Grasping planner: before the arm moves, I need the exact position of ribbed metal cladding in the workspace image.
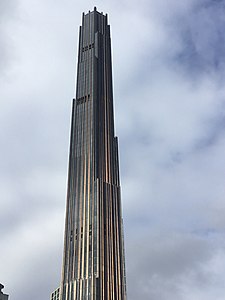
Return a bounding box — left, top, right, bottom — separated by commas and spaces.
60, 8, 127, 300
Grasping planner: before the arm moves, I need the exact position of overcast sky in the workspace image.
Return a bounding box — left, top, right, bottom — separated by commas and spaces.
1, 0, 225, 299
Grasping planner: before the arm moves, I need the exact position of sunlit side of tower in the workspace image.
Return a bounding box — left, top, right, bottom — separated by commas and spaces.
60, 8, 127, 300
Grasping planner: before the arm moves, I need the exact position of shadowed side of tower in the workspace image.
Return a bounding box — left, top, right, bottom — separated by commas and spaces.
60, 8, 127, 300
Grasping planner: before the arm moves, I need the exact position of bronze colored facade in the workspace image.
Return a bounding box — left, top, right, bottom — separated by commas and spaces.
60, 8, 127, 300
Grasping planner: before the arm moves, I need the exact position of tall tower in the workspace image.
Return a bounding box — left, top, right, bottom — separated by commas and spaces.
60, 8, 127, 300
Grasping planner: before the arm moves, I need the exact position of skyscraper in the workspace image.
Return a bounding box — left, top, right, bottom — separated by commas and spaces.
59, 8, 127, 300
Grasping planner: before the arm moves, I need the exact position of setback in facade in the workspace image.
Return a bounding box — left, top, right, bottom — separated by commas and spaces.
51, 7, 127, 300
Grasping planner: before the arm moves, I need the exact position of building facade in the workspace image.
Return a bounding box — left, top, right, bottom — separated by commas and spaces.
59, 8, 127, 300
50, 287, 60, 300
0, 284, 9, 300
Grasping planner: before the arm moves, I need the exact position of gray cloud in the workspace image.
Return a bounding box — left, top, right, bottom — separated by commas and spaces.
0, 1, 16, 77
126, 232, 224, 300
172, 0, 225, 78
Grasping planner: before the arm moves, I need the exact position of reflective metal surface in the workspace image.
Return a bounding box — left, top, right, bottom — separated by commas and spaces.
60, 8, 127, 300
